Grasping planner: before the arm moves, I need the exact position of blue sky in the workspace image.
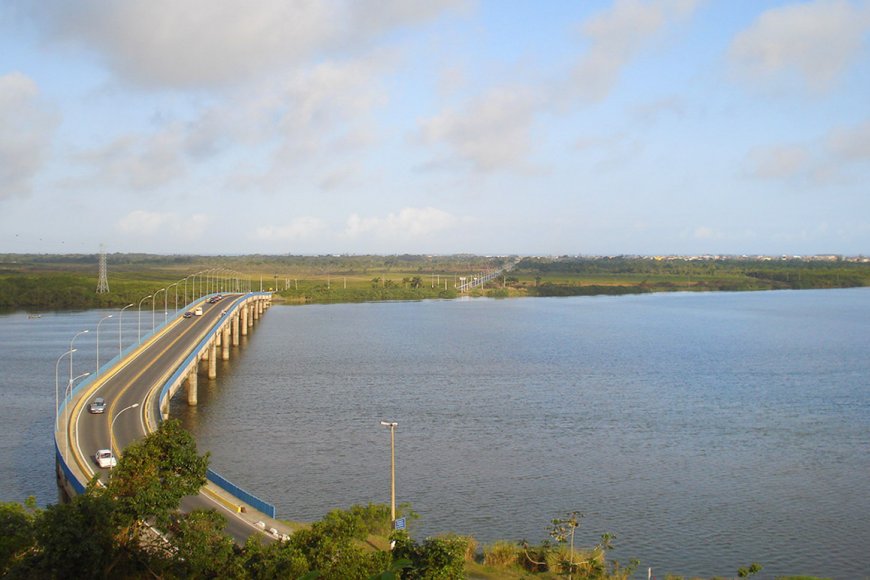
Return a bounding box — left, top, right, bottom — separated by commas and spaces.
1, 0, 869, 256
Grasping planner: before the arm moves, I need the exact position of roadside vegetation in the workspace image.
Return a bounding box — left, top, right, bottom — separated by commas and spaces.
2, 253, 868, 311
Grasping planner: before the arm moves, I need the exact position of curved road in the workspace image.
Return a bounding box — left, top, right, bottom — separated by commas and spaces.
66, 293, 275, 542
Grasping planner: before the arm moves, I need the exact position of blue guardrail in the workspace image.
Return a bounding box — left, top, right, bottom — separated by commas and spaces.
207, 468, 277, 518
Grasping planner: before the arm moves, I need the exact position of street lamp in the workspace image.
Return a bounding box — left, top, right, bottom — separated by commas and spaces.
119, 303, 134, 359
96, 314, 113, 376
110, 403, 140, 456
64, 371, 90, 462
380, 420, 398, 522
138, 295, 152, 343
69, 329, 89, 393
55, 348, 76, 429
153, 287, 165, 330
168, 281, 179, 316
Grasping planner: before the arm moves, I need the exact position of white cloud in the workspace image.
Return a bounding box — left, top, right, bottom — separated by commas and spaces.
252, 218, 327, 241
75, 126, 187, 191
568, 0, 700, 103
828, 118, 870, 162
746, 144, 811, 180
0, 72, 59, 199
116, 210, 209, 239
729, 0, 870, 93
344, 207, 464, 239
25, 0, 464, 89
418, 88, 539, 172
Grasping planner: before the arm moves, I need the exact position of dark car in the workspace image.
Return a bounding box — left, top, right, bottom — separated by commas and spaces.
88, 397, 106, 414
183, 312, 193, 318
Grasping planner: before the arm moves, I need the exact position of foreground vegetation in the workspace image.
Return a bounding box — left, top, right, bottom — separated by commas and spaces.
1, 421, 835, 578
1, 253, 868, 311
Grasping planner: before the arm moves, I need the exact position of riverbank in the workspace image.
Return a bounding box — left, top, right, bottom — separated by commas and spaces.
2, 253, 868, 309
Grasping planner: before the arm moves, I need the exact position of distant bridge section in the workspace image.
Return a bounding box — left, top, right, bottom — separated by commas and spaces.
456, 258, 521, 292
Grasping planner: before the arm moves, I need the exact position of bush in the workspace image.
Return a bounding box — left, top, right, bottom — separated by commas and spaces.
483, 540, 518, 568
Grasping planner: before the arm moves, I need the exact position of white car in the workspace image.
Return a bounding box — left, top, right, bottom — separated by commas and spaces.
94, 449, 117, 469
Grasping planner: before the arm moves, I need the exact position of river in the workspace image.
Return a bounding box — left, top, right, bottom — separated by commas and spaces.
1, 289, 868, 578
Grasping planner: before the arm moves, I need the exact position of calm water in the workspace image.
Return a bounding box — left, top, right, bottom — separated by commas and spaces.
2, 290, 868, 578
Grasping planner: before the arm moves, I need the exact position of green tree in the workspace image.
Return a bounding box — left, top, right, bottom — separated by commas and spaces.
0, 497, 38, 575
107, 418, 209, 545
169, 509, 240, 579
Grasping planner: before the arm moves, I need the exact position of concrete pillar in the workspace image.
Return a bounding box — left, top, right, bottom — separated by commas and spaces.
258, 299, 264, 315
254, 299, 260, 320
215, 329, 222, 347
248, 301, 254, 327
232, 313, 239, 345
187, 367, 198, 406
208, 342, 217, 379
221, 326, 230, 361
241, 305, 248, 336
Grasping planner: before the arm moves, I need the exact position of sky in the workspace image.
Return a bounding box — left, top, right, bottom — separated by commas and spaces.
1, 0, 869, 257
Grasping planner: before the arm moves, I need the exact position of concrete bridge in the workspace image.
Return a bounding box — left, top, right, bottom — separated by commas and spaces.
54, 289, 289, 542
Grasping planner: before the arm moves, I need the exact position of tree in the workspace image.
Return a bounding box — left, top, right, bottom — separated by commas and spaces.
169, 509, 241, 578
107, 418, 209, 545
0, 497, 37, 575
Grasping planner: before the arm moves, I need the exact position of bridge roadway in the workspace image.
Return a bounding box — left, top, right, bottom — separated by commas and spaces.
63, 293, 285, 543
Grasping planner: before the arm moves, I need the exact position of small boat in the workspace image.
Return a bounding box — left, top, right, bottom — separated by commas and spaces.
27, 314, 42, 319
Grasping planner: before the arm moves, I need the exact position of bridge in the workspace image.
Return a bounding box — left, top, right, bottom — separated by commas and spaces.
456, 258, 521, 292
54, 284, 286, 542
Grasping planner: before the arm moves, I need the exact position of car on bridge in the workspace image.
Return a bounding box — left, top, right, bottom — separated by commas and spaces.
94, 449, 117, 469
183, 312, 193, 319
88, 397, 106, 414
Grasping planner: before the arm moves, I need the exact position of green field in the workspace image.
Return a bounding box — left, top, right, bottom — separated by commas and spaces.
1, 253, 868, 310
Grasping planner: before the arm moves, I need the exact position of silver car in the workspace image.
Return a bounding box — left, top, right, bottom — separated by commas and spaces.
88, 397, 106, 414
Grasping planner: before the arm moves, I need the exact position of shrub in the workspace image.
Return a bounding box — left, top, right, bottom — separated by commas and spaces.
483, 540, 518, 568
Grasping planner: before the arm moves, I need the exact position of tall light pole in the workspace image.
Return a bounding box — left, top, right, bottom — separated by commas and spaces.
55, 348, 76, 429
119, 303, 134, 359
95, 314, 113, 376
65, 371, 90, 462
380, 420, 398, 522
138, 295, 152, 343
69, 329, 89, 393
168, 281, 179, 315
110, 403, 140, 455
153, 287, 165, 330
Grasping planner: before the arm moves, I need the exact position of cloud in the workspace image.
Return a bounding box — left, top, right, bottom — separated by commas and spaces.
116, 210, 209, 239
343, 207, 465, 239
75, 126, 187, 191
252, 218, 327, 241
746, 144, 811, 180
24, 0, 465, 89
568, 0, 700, 103
0, 72, 59, 199
828, 118, 870, 162
417, 88, 539, 172
729, 0, 870, 93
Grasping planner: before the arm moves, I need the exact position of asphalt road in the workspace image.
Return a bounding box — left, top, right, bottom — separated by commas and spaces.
69, 294, 272, 542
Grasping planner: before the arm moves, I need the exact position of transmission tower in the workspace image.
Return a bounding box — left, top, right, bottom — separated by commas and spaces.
96, 244, 110, 294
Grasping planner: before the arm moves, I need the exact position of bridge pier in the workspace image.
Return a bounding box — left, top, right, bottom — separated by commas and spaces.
241, 305, 248, 336
208, 341, 217, 379
187, 367, 198, 406
232, 313, 240, 345
222, 325, 230, 361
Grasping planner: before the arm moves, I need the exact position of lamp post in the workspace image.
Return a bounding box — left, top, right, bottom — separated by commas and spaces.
96, 314, 113, 376
69, 329, 89, 394
119, 303, 134, 359
168, 282, 179, 316
110, 403, 140, 456
153, 287, 165, 330
380, 420, 398, 522
138, 295, 152, 343
55, 348, 76, 428
65, 371, 90, 461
